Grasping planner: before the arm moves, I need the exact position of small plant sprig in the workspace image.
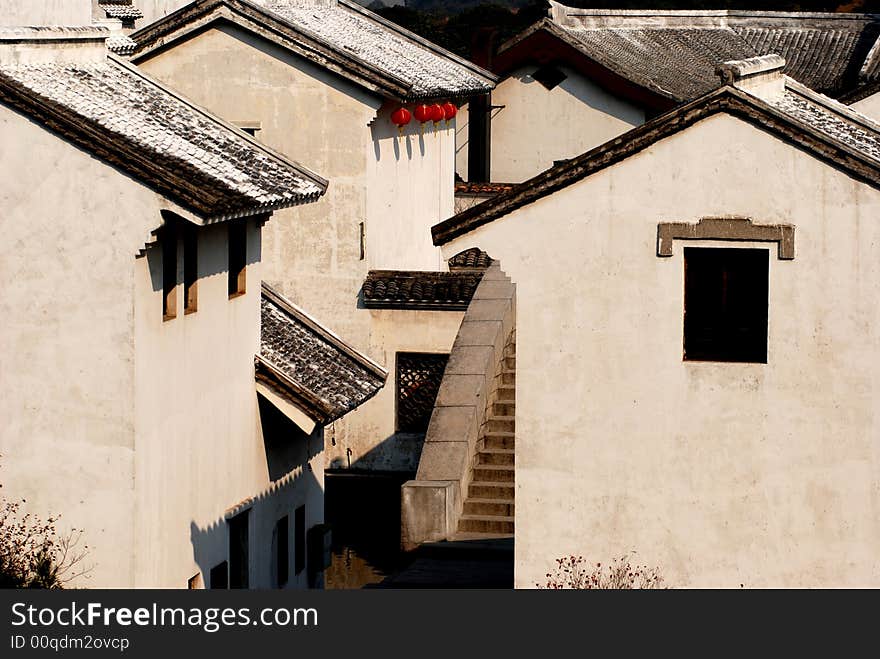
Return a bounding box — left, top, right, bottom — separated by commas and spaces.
0, 457, 92, 589
537, 553, 666, 589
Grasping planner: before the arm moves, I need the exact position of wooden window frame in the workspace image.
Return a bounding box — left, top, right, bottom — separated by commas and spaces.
228, 221, 247, 299
183, 223, 198, 315
162, 224, 178, 322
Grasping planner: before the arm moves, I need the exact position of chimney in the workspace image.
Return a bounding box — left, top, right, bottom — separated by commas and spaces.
715, 54, 785, 100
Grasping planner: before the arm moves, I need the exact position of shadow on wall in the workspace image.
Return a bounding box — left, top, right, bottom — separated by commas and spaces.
372, 108, 430, 163
329, 431, 426, 473
144, 211, 262, 294
188, 394, 325, 589
514, 67, 641, 122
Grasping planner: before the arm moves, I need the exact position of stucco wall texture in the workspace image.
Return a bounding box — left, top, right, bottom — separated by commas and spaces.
442, 113, 880, 588
456, 64, 645, 183
0, 1, 92, 26
0, 102, 323, 588
137, 24, 458, 472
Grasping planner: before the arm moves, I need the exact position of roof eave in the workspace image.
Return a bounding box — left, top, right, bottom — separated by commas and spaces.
130, 0, 494, 103
432, 85, 880, 246
262, 282, 388, 380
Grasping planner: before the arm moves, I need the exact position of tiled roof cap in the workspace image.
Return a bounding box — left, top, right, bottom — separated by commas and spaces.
448, 248, 494, 271
363, 270, 484, 310
716, 54, 785, 84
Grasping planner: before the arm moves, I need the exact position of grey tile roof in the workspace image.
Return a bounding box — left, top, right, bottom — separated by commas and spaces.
362, 270, 483, 311
769, 79, 880, 164
501, 4, 880, 101
733, 26, 879, 96
448, 248, 493, 271
129, 0, 496, 101
561, 26, 753, 101
255, 0, 492, 98
0, 54, 326, 221
433, 70, 880, 246
99, 2, 144, 20
258, 283, 387, 424
106, 34, 138, 55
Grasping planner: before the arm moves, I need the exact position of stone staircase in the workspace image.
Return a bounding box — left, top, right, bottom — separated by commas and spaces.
458, 329, 516, 537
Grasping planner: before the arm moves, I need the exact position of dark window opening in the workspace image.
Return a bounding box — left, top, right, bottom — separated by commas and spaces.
209, 561, 228, 589
294, 505, 306, 576
162, 224, 178, 321
228, 510, 249, 589
276, 515, 289, 587
396, 353, 449, 433
232, 121, 262, 138
184, 224, 198, 314
228, 221, 247, 298
684, 247, 769, 363
532, 65, 568, 91
359, 222, 366, 261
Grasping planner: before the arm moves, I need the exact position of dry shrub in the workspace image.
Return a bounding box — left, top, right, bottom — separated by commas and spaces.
537, 553, 666, 589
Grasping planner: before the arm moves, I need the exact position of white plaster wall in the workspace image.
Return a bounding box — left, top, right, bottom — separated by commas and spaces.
0, 101, 323, 589
850, 92, 880, 122
326, 309, 464, 472
455, 65, 645, 183
137, 24, 456, 472
0, 0, 91, 25
367, 102, 451, 272
135, 0, 191, 26
442, 113, 880, 588
0, 103, 168, 587
133, 220, 325, 588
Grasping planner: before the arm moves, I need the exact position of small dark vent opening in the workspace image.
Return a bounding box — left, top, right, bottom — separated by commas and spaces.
532, 65, 567, 90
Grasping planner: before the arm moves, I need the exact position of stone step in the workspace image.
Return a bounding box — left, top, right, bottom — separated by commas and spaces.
495, 384, 515, 400
485, 416, 514, 432
482, 432, 515, 450
463, 498, 514, 516
476, 448, 514, 466
473, 464, 514, 483
458, 515, 515, 535
468, 481, 514, 499
493, 401, 515, 417
504, 356, 516, 370
503, 342, 516, 356
500, 369, 515, 386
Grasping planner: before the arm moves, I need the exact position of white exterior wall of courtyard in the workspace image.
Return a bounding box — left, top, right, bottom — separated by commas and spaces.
455, 64, 645, 183
441, 113, 880, 588
0, 1, 92, 25
850, 92, 880, 122
0, 100, 324, 589
328, 309, 465, 472
134, 219, 325, 589
136, 23, 458, 473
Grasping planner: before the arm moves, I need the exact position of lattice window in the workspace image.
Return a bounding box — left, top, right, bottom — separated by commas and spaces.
396, 353, 449, 433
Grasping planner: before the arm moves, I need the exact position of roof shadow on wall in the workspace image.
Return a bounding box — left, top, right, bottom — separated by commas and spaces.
189, 458, 324, 590
145, 210, 262, 294
259, 393, 324, 482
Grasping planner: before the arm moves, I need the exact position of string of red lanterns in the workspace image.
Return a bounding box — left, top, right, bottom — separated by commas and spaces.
391, 101, 458, 135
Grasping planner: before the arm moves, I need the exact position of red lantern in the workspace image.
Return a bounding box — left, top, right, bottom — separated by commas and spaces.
442, 102, 458, 124
429, 103, 444, 123
391, 107, 411, 135
413, 104, 431, 123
